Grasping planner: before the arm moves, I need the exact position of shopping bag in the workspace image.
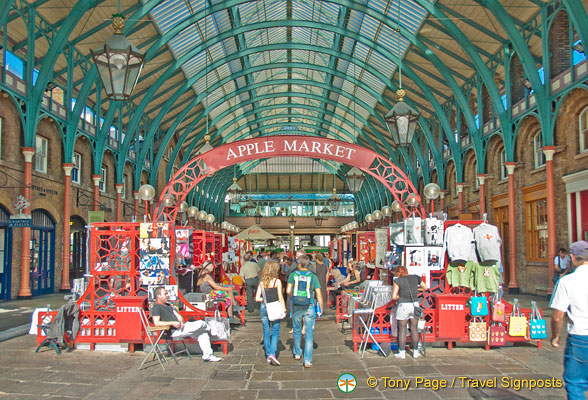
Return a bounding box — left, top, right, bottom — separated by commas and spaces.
261, 285, 286, 321
468, 318, 487, 342
488, 325, 506, 347
529, 300, 547, 339
470, 295, 488, 316
508, 299, 527, 337
491, 294, 505, 322
205, 310, 230, 340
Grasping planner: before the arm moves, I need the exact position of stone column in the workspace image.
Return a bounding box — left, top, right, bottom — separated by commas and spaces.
439, 190, 446, 213
456, 183, 464, 214
506, 162, 519, 293
133, 191, 139, 221
60, 164, 73, 292
92, 175, 101, 212
18, 147, 35, 298
543, 146, 556, 293
115, 184, 123, 222
477, 174, 486, 217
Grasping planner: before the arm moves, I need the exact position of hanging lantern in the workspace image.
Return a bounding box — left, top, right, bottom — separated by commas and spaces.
288, 216, 296, 230
244, 197, 255, 216
328, 188, 342, 211
384, 88, 420, 147
319, 204, 331, 220
91, 15, 145, 101
345, 167, 365, 193
314, 216, 324, 227
254, 209, 262, 225
227, 177, 243, 204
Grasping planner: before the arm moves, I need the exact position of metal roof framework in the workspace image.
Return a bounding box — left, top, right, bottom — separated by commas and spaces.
0, 0, 560, 218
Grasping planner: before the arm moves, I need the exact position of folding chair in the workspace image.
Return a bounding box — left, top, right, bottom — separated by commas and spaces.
355, 286, 391, 358
137, 309, 192, 371
35, 325, 62, 354
138, 308, 169, 370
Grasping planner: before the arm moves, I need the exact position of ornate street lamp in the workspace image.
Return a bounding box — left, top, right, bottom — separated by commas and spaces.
91, 14, 145, 101
138, 184, 155, 219
227, 177, 243, 204
424, 182, 441, 213
345, 167, 365, 193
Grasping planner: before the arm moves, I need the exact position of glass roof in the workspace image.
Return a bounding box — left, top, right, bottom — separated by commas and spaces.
147, 0, 429, 144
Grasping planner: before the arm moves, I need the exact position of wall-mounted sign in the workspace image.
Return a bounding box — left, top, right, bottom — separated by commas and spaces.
88, 211, 105, 224
8, 215, 32, 228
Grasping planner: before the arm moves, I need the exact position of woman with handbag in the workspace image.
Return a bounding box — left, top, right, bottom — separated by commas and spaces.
255, 260, 287, 365
391, 265, 428, 359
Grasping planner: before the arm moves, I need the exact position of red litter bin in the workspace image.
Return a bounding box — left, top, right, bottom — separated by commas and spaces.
113, 296, 145, 342
436, 294, 468, 341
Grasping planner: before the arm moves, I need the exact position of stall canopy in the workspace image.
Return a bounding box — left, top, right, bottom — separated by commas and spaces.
236, 225, 277, 241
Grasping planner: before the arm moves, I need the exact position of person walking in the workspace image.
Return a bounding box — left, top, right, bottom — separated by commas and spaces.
391, 265, 428, 359
553, 247, 572, 284
550, 240, 588, 399
240, 254, 261, 313
314, 253, 329, 311
255, 260, 286, 366
286, 255, 323, 368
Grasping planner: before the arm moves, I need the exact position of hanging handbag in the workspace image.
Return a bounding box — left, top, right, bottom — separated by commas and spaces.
529, 300, 547, 339
205, 309, 230, 340
508, 299, 527, 337
470, 293, 489, 317
406, 275, 424, 320
468, 317, 487, 342
491, 293, 505, 322
261, 281, 286, 322
488, 324, 507, 347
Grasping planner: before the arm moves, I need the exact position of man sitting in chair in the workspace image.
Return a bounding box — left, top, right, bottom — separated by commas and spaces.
151, 287, 222, 362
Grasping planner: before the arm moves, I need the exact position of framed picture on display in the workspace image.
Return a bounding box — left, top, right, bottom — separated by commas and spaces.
425, 246, 444, 270
404, 218, 423, 245
405, 246, 425, 269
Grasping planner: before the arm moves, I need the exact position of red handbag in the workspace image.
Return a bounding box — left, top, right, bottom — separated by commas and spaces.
488, 324, 507, 347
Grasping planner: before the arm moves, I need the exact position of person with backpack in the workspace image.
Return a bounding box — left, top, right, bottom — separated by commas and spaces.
286, 255, 323, 368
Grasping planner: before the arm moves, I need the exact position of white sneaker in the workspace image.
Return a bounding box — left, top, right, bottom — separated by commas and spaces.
203, 355, 222, 362
268, 354, 280, 366
394, 351, 406, 359
413, 350, 420, 359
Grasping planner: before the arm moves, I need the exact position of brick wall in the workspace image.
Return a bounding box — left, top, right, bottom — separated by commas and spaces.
549, 11, 570, 79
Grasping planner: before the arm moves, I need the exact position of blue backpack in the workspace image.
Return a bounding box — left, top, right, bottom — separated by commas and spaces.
292, 271, 313, 306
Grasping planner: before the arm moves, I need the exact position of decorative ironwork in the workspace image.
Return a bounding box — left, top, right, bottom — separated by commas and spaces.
153, 136, 425, 223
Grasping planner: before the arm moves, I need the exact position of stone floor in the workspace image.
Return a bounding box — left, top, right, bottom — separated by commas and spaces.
0, 294, 568, 400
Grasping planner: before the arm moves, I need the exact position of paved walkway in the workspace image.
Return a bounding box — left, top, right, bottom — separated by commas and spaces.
0, 293, 568, 399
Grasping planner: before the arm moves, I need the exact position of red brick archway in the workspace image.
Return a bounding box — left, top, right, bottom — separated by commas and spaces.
154, 136, 425, 222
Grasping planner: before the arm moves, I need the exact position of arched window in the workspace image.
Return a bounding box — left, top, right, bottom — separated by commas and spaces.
579, 107, 588, 153
533, 133, 545, 168
499, 149, 508, 181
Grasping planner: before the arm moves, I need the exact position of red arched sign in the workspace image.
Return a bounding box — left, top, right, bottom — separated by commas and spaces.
154, 136, 425, 222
